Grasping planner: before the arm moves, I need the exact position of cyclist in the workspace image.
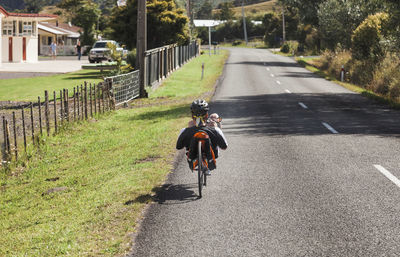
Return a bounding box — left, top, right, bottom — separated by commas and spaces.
176, 99, 228, 175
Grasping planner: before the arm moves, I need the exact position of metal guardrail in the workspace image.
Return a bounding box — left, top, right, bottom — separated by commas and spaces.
106, 70, 140, 106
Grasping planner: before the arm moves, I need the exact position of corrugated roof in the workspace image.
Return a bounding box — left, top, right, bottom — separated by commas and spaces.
38, 23, 68, 35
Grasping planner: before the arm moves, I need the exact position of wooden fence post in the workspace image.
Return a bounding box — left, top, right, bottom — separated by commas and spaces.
30, 102, 34, 143
84, 83, 88, 120
65, 89, 69, 122
45, 91, 50, 136
76, 86, 81, 120
53, 91, 57, 134
60, 90, 64, 122
90, 84, 93, 117
5, 120, 11, 155
12, 112, 18, 161
80, 85, 84, 120
38, 96, 43, 136
102, 87, 105, 113
21, 107, 27, 152
98, 84, 101, 113
5, 120, 11, 154
73, 87, 76, 121
94, 84, 97, 115
2, 116, 6, 156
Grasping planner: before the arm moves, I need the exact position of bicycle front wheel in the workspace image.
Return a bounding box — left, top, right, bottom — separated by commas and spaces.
197, 141, 203, 198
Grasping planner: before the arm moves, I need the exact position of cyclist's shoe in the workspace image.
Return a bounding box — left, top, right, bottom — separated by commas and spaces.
187, 158, 194, 171
207, 159, 216, 170
205, 169, 211, 176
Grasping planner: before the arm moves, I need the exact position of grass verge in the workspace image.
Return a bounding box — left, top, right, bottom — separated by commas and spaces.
0, 50, 229, 256
0, 70, 103, 102
296, 57, 400, 109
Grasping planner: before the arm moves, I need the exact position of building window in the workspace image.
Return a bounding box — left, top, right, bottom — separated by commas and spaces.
2, 21, 13, 36
19, 21, 23, 36
23, 22, 33, 36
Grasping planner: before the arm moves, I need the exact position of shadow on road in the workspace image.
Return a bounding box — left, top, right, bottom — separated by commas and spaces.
228, 61, 299, 68
155, 183, 200, 204
210, 93, 400, 137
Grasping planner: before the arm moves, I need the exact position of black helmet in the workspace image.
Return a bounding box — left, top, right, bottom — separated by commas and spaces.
191, 99, 209, 116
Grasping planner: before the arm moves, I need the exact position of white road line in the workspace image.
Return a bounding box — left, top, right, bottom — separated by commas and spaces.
276, 80, 281, 85
270, 74, 275, 77
374, 165, 400, 188
298, 102, 308, 109
266, 67, 270, 71
285, 89, 291, 93
322, 122, 339, 134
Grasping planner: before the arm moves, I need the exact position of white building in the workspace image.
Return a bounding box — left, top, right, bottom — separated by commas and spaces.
0, 5, 57, 64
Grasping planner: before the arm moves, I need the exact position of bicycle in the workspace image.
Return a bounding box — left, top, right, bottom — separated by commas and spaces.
191, 131, 215, 198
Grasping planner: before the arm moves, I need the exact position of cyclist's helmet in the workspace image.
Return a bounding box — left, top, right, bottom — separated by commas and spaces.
191, 99, 209, 117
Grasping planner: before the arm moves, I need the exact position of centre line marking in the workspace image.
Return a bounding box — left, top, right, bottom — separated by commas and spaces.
276, 80, 281, 85
266, 67, 270, 71
322, 122, 339, 134
270, 74, 275, 77
298, 102, 308, 109
285, 89, 291, 93
374, 165, 400, 188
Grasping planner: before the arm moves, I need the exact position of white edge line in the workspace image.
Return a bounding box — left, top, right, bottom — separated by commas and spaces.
266, 67, 270, 71
374, 165, 400, 188
270, 74, 275, 77
285, 89, 291, 93
322, 122, 339, 134
298, 102, 308, 109
276, 80, 281, 85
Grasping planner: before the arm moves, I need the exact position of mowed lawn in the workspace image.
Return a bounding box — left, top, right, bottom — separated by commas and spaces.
0, 70, 103, 102
0, 50, 229, 256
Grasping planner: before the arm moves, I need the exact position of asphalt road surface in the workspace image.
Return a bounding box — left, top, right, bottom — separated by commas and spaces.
130, 48, 400, 256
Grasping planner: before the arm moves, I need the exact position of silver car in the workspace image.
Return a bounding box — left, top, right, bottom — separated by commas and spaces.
88, 40, 127, 63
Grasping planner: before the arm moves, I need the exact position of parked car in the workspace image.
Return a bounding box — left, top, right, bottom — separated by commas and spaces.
88, 40, 128, 63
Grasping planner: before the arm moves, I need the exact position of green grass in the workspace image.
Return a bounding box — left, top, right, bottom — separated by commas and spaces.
149, 50, 229, 99
0, 70, 103, 102
296, 57, 400, 109
0, 50, 229, 256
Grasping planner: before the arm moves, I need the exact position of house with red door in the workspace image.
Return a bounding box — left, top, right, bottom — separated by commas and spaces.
0, 5, 56, 64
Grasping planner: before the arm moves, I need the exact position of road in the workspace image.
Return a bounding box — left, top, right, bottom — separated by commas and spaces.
130, 48, 400, 256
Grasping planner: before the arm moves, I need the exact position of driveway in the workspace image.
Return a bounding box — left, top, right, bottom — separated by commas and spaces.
0, 56, 90, 79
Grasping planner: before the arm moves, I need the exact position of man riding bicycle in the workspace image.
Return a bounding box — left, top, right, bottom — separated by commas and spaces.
176, 99, 228, 175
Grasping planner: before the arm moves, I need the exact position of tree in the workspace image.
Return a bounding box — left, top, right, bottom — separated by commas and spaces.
24, 0, 46, 13
109, 0, 189, 50
217, 2, 235, 21
278, 0, 325, 26
318, 0, 386, 50
196, 1, 212, 19
58, 0, 101, 45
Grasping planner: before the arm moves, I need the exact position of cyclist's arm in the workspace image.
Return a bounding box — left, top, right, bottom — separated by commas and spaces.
176, 128, 187, 150
215, 127, 228, 150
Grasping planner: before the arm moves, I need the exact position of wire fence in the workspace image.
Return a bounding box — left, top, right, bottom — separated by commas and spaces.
106, 70, 140, 106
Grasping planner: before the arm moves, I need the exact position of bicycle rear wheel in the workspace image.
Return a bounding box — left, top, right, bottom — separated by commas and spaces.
197, 141, 203, 198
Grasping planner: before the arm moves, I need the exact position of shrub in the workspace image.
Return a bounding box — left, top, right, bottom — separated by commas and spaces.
232, 40, 242, 46
280, 41, 299, 55
352, 12, 389, 61
126, 50, 137, 68
368, 53, 400, 99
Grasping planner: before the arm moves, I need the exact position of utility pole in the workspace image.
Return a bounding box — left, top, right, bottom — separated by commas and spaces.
136, 0, 147, 98
282, 9, 286, 44
241, 0, 248, 45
